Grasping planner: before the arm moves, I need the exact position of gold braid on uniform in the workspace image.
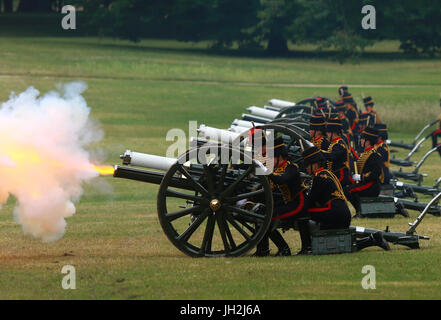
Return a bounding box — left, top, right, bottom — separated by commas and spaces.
316, 169, 347, 202
313, 136, 324, 149
357, 147, 384, 182
350, 105, 359, 124
270, 161, 296, 203
374, 142, 390, 169
325, 139, 350, 172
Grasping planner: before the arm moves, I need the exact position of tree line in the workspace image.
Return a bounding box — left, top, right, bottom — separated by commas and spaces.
3, 0, 441, 58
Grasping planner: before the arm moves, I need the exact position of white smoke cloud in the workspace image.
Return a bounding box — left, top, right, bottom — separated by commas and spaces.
0, 82, 107, 242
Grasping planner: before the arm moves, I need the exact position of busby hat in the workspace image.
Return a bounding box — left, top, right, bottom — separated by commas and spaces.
374, 123, 388, 140
302, 146, 326, 166
309, 115, 326, 131
338, 85, 349, 97
363, 96, 374, 107
342, 92, 354, 104
326, 117, 342, 133
361, 127, 379, 143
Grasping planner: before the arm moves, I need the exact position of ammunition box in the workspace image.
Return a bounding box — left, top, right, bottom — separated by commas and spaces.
311, 229, 355, 255
360, 197, 396, 218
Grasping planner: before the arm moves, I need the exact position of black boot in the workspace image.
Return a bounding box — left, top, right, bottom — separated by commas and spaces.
395, 202, 409, 218
275, 246, 291, 256
296, 220, 312, 255
356, 232, 390, 251
372, 232, 390, 251
269, 230, 290, 256
252, 235, 270, 257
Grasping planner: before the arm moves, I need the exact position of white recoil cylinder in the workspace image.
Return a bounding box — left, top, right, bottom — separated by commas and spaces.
229, 125, 251, 133
232, 119, 264, 128
246, 106, 279, 119
122, 150, 177, 171
198, 124, 240, 143
268, 99, 295, 108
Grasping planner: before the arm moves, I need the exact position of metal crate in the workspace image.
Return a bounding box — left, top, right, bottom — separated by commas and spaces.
311, 229, 355, 255
360, 197, 396, 218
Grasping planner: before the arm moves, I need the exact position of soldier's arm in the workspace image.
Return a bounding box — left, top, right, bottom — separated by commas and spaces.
304, 173, 330, 209
268, 163, 300, 185
361, 153, 382, 183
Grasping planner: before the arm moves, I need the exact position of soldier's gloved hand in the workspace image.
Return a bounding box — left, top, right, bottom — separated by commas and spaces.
352, 174, 361, 182
255, 160, 270, 175
235, 199, 247, 207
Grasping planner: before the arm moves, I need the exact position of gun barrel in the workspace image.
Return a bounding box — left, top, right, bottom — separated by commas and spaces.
394, 180, 439, 196
268, 99, 295, 108
232, 119, 265, 128
246, 106, 279, 119
242, 113, 271, 124
229, 125, 250, 134
386, 139, 415, 150
120, 150, 177, 171
198, 125, 240, 143
114, 165, 193, 190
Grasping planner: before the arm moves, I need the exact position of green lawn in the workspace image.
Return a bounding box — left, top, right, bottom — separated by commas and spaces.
0, 36, 441, 299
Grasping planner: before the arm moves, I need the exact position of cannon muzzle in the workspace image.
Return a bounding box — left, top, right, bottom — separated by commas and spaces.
120, 150, 177, 171
267, 99, 295, 108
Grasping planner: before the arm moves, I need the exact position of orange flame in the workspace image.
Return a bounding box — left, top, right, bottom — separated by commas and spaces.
92, 164, 114, 176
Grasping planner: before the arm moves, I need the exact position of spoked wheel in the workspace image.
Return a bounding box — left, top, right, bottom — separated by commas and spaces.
157, 144, 273, 257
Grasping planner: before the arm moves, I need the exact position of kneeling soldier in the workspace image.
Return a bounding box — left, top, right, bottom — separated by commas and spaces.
297, 146, 351, 254
252, 138, 306, 257
301, 145, 390, 253
374, 123, 391, 185
346, 127, 383, 215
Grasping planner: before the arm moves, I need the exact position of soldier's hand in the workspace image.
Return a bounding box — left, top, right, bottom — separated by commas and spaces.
352, 174, 361, 182
255, 160, 270, 175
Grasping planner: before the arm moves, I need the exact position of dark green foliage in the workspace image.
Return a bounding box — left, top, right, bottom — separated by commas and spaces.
45, 0, 441, 58
383, 0, 441, 55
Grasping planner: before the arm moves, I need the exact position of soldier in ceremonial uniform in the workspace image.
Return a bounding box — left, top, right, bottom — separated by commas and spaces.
302, 146, 351, 228
343, 92, 360, 133
346, 127, 383, 215
252, 138, 306, 257
335, 100, 354, 146
338, 85, 349, 100
363, 96, 381, 124
374, 123, 391, 185
323, 117, 353, 187
354, 112, 369, 154
300, 146, 389, 252
309, 115, 330, 151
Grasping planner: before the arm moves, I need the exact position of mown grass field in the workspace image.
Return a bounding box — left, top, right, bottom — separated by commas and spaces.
0, 34, 440, 300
